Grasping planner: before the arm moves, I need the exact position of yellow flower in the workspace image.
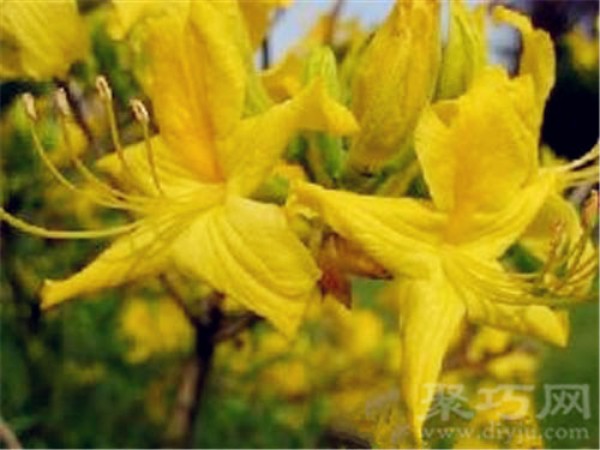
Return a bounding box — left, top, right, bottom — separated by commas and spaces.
294, 9, 596, 443
347, 0, 440, 171
1, 1, 357, 337
0, 0, 88, 80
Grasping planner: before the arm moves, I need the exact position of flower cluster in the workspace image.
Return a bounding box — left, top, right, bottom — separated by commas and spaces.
0, 0, 597, 447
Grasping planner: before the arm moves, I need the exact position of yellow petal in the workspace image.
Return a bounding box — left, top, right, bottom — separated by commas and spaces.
436, 0, 487, 100
294, 182, 446, 278
397, 274, 466, 445
238, 0, 291, 50
171, 196, 320, 337
445, 252, 570, 347
97, 135, 220, 199
223, 79, 358, 197
415, 68, 539, 215
348, 0, 440, 171
261, 53, 304, 101
146, 1, 246, 181
0, 0, 88, 80
108, 0, 166, 39
41, 219, 175, 309
493, 6, 555, 119
454, 173, 555, 259
464, 295, 569, 347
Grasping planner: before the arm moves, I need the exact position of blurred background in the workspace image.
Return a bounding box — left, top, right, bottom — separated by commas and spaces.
1, 0, 598, 448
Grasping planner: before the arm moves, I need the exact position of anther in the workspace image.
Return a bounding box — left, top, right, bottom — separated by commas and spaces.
130, 99, 149, 124
130, 99, 163, 195
582, 190, 599, 229
95, 76, 113, 101
22, 93, 38, 121
55, 88, 71, 117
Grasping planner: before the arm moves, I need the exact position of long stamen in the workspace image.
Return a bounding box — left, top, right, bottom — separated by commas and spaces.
54, 89, 148, 210
130, 99, 164, 195
96, 76, 132, 176
22, 94, 136, 212
533, 220, 565, 289
0, 207, 139, 239
559, 143, 599, 171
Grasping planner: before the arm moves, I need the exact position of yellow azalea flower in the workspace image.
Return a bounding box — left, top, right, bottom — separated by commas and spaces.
436, 0, 487, 100
0, 0, 88, 80
348, 0, 440, 172
294, 9, 597, 439
119, 296, 194, 363
1, 1, 357, 337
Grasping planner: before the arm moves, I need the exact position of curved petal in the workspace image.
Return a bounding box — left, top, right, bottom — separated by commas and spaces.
415, 68, 540, 215
294, 182, 446, 278
146, 0, 246, 181
397, 274, 466, 445
0, 0, 88, 80
238, 0, 291, 50
444, 252, 570, 347
223, 79, 358, 197
41, 216, 179, 309
493, 6, 555, 119
171, 196, 320, 337
455, 173, 555, 259
463, 295, 569, 348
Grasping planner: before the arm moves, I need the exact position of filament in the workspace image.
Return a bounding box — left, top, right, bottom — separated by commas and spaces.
96, 76, 132, 177
55, 104, 149, 211
130, 99, 164, 196
0, 208, 139, 239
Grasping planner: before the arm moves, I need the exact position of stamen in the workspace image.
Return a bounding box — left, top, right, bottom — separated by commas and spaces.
130, 99, 164, 195
533, 220, 566, 289
24, 104, 139, 212
54, 89, 148, 210
96, 76, 132, 176
22, 93, 38, 121
560, 143, 599, 171
0, 207, 139, 239
582, 190, 599, 229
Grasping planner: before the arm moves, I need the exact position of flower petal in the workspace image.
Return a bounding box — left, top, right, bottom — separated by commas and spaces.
415, 68, 539, 215
223, 79, 358, 197
444, 252, 570, 347
41, 218, 178, 309
171, 196, 320, 337
0, 0, 88, 80
238, 0, 291, 50
455, 173, 555, 259
348, 0, 440, 171
463, 295, 569, 348
494, 6, 555, 118
397, 274, 466, 445
146, 0, 246, 181
96, 135, 217, 199
294, 182, 446, 278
